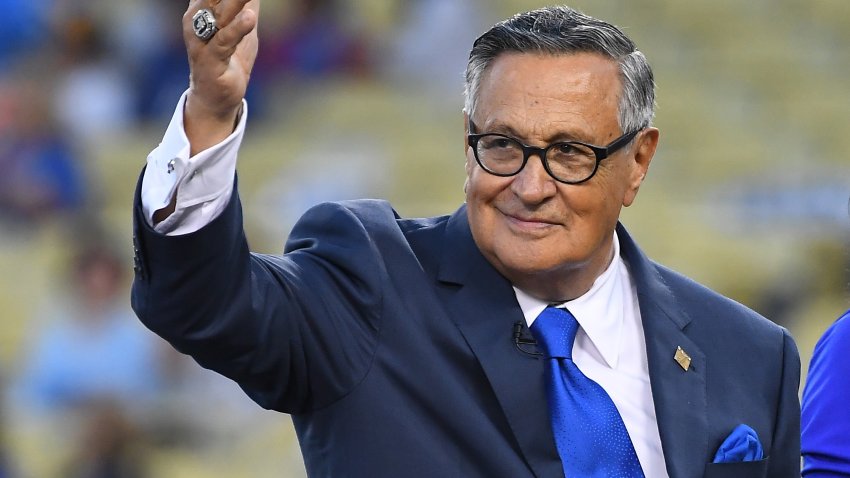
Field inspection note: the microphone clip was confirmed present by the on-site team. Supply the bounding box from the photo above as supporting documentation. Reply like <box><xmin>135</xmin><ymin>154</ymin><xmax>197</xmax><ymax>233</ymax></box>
<box><xmin>513</xmin><ymin>321</ymin><xmax>541</xmax><ymax>357</ymax></box>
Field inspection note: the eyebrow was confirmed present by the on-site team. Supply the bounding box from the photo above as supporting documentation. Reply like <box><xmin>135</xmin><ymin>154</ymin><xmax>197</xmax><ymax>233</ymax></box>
<box><xmin>469</xmin><ymin>119</ymin><xmax>590</xmax><ymax>144</ymax></box>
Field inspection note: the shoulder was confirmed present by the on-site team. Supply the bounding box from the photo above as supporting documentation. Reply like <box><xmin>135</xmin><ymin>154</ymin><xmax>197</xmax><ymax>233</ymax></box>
<box><xmin>809</xmin><ymin>310</ymin><xmax>850</xmax><ymax>368</ymax></box>
<box><xmin>655</xmin><ymin>262</ymin><xmax>771</xmax><ymax>327</ymax></box>
<box><xmin>285</xmin><ymin>199</ymin><xmax>452</xmax><ymax>258</ymax></box>
<box><xmin>284</xmin><ymin>199</ymin><xmax>400</xmax><ymax>252</ymax></box>
<box><xmin>619</xmin><ymin>223</ymin><xmax>790</xmax><ymax>348</ymax></box>
<box><xmin>291</xmin><ymin>199</ymin><xmax>399</xmax><ymax>231</ymax></box>
<box><xmin>646</xmin><ymin>260</ymin><xmax>798</xmax><ymax>372</ymax></box>
<box><xmin>292</xmin><ymin>199</ymin><xmax>448</xmax><ymax>235</ymax></box>
<box><xmin>651</xmin><ymin>262</ymin><xmax>802</xmax><ymax>432</ymax></box>
<box><xmin>814</xmin><ymin>309</ymin><xmax>850</xmax><ymax>349</ymax></box>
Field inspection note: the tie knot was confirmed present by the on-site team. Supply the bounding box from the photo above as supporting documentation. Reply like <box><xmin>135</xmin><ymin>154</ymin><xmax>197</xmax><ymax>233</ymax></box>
<box><xmin>530</xmin><ymin>306</ymin><xmax>579</xmax><ymax>359</ymax></box>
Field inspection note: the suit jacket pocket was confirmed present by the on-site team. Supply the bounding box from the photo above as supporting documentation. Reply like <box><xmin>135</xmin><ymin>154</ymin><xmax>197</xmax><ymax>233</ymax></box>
<box><xmin>703</xmin><ymin>458</ymin><xmax>768</xmax><ymax>478</ymax></box>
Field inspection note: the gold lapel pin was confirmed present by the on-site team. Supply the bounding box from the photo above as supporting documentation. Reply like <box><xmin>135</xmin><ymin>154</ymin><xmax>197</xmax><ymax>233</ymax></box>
<box><xmin>674</xmin><ymin>346</ymin><xmax>692</xmax><ymax>371</ymax></box>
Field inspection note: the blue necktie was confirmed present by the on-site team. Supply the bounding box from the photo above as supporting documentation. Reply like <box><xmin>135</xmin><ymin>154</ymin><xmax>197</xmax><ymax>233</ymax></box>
<box><xmin>530</xmin><ymin>306</ymin><xmax>645</xmax><ymax>478</ymax></box>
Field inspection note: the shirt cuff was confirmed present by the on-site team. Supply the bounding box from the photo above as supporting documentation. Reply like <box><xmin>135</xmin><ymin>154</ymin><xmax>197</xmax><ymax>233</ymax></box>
<box><xmin>140</xmin><ymin>90</ymin><xmax>248</xmax><ymax>235</ymax></box>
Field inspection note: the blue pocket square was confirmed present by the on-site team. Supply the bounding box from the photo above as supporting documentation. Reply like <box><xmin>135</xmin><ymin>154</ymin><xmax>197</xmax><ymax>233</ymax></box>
<box><xmin>713</xmin><ymin>424</ymin><xmax>764</xmax><ymax>463</ymax></box>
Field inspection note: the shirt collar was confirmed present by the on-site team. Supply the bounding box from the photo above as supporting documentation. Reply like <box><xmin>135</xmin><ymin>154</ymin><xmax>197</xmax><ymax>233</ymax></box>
<box><xmin>513</xmin><ymin>231</ymin><xmax>624</xmax><ymax>369</ymax></box>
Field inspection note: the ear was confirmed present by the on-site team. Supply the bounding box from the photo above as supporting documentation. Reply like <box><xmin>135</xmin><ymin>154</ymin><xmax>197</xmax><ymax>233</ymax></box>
<box><xmin>462</xmin><ymin>111</ymin><xmax>470</xmax><ymax>152</ymax></box>
<box><xmin>623</xmin><ymin>127</ymin><xmax>659</xmax><ymax>207</ymax></box>
<box><xmin>463</xmin><ymin>111</ymin><xmax>474</xmax><ymax>177</ymax></box>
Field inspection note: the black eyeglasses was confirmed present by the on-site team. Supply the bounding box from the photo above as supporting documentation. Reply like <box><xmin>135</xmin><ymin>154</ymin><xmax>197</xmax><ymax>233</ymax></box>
<box><xmin>467</xmin><ymin>122</ymin><xmax>640</xmax><ymax>184</ymax></box>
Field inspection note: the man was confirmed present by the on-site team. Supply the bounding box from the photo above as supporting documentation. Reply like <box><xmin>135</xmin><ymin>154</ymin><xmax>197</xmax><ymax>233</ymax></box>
<box><xmin>131</xmin><ymin>2</ymin><xmax>800</xmax><ymax>476</ymax></box>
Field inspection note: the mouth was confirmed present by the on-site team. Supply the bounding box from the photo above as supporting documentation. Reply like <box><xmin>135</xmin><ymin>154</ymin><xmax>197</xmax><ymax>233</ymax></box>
<box><xmin>500</xmin><ymin>210</ymin><xmax>560</xmax><ymax>232</ymax></box>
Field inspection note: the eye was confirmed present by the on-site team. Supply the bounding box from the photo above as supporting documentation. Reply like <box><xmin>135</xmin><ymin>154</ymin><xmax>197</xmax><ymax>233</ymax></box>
<box><xmin>555</xmin><ymin>143</ymin><xmax>578</xmax><ymax>155</ymax></box>
<box><xmin>551</xmin><ymin>142</ymin><xmax>595</xmax><ymax>160</ymax></box>
<box><xmin>480</xmin><ymin>136</ymin><xmax>518</xmax><ymax>150</ymax></box>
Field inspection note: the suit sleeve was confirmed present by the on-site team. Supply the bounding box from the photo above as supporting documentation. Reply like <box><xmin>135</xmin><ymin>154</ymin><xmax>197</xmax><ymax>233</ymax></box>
<box><xmin>768</xmin><ymin>328</ymin><xmax>801</xmax><ymax>477</ymax></box>
<box><xmin>131</xmin><ymin>173</ymin><xmax>386</xmax><ymax>414</ymax></box>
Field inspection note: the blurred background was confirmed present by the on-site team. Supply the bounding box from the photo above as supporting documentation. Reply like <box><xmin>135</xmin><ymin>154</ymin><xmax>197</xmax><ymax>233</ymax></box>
<box><xmin>1</xmin><ymin>0</ymin><xmax>848</xmax><ymax>476</ymax></box>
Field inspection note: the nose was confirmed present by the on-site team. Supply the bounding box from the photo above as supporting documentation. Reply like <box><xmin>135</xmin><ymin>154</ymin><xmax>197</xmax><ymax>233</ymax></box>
<box><xmin>510</xmin><ymin>152</ymin><xmax>557</xmax><ymax>204</ymax></box>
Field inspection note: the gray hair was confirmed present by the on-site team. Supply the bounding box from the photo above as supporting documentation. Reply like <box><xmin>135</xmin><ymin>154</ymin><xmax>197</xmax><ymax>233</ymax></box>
<box><xmin>463</xmin><ymin>6</ymin><xmax>655</xmax><ymax>133</ymax></box>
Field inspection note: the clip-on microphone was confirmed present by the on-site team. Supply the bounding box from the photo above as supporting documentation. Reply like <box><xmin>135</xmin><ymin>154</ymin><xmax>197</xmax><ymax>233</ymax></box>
<box><xmin>513</xmin><ymin>321</ymin><xmax>541</xmax><ymax>356</ymax></box>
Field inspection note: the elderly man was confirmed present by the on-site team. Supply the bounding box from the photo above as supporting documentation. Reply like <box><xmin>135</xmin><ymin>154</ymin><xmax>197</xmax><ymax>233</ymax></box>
<box><xmin>131</xmin><ymin>2</ymin><xmax>800</xmax><ymax>477</ymax></box>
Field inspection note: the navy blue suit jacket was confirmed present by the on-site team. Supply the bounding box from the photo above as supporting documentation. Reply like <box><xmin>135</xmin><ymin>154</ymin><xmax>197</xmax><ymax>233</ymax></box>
<box><xmin>131</xmin><ymin>181</ymin><xmax>799</xmax><ymax>478</ymax></box>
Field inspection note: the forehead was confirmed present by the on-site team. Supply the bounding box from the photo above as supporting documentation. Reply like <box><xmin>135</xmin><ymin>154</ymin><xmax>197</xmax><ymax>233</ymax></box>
<box><xmin>475</xmin><ymin>52</ymin><xmax>622</xmax><ymax>140</ymax></box>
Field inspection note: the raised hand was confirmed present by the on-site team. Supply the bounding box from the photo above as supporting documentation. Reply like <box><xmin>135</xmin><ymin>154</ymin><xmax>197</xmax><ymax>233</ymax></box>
<box><xmin>182</xmin><ymin>0</ymin><xmax>260</xmax><ymax>155</ymax></box>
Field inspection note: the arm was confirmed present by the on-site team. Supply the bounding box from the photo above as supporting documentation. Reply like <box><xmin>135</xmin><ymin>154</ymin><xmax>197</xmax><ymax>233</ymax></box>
<box><xmin>132</xmin><ymin>184</ymin><xmax>386</xmax><ymax>413</ymax></box>
<box><xmin>132</xmin><ymin>0</ymin><xmax>383</xmax><ymax>412</ymax></box>
<box><xmin>802</xmin><ymin>312</ymin><xmax>850</xmax><ymax>477</ymax></box>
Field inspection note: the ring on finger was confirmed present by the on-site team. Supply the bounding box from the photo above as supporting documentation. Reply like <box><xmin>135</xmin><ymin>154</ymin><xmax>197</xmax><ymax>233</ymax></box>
<box><xmin>192</xmin><ymin>8</ymin><xmax>219</xmax><ymax>42</ymax></box>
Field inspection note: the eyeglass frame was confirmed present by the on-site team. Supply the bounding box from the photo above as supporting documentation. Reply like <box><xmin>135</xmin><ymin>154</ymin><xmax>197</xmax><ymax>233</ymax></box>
<box><xmin>466</xmin><ymin>121</ymin><xmax>642</xmax><ymax>185</ymax></box>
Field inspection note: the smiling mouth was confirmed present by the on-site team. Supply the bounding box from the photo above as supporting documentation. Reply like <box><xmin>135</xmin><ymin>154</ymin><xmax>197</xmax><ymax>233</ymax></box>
<box><xmin>501</xmin><ymin>211</ymin><xmax>560</xmax><ymax>232</ymax></box>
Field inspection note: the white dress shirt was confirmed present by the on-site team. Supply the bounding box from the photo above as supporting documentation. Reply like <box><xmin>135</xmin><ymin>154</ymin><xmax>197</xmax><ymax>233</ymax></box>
<box><xmin>513</xmin><ymin>235</ymin><xmax>669</xmax><ymax>477</ymax></box>
<box><xmin>142</xmin><ymin>94</ymin><xmax>669</xmax><ymax>475</ymax></box>
<box><xmin>141</xmin><ymin>90</ymin><xmax>247</xmax><ymax>234</ymax></box>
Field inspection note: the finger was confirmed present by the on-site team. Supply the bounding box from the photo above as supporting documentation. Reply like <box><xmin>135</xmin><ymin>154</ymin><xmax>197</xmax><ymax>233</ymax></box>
<box><xmin>184</xmin><ymin>0</ymin><xmax>209</xmax><ymax>24</ymax></box>
<box><xmin>183</xmin><ymin>0</ymin><xmax>258</xmax><ymax>48</ymax></box>
<box><xmin>210</xmin><ymin>0</ymin><xmax>252</xmax><ymax>30</ymax></box>
<box><xmin>183</xmin><ymin>0</ymin><xmax>213</xmax><ymax>47</ymax></box>
<box><xmin>208</xmin><ymin>8</ymin><xmax>258</xmax><ymax>61</ymax></box>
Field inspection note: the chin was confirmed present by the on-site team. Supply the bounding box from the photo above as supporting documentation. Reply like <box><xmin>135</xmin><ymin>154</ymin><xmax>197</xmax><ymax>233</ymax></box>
<box><xmin>491</xmin><ymin>247</ymin><xmax>578</xmax><ymax>278</ymax></box>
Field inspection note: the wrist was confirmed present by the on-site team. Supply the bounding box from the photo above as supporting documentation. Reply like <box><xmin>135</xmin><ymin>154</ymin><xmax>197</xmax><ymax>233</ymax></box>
<box><xmin>184</xmin><ymin>93</ymin><xmax>242</xmax><ymax>156</ymax></box>
<box><xmin>185</xmin><ymin>91</ymin><xmax>241</xmax><ymax>125</ymax></box>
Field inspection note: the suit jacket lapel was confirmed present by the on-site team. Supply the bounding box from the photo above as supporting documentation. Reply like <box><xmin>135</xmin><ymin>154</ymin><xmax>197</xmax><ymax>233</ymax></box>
<box><xmin>618</xmin><ymin>224</ymin><xmax>708</xmax><ymax>478</ymax></box>
<box><xmin>435</xmin><ymin>206</ymin><xmax>563</xmax><ymax>478</ymax></box>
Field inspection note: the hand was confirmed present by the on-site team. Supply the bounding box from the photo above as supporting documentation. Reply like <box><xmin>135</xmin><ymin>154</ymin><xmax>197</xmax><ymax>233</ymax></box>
<box><xmin>183</xmin><ymin>0</ymin><xmax>260</xmax><ymax>155</ymax></box>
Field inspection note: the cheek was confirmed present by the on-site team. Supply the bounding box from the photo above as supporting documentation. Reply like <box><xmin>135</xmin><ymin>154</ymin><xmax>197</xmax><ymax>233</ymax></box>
<box><xmin>568</xmin><ymin>175</ymin><xmax>628</xmax><ymax>235</ymax></box>
<box><xmin>465</xmin><ymin>170</ymin><xmax>486</xmax><ymax>215</ymax></box>
<box><xmin>555</xmin><ymin>174</ymin><xmax>623</xmax><ymax>234</ymax></box>
<box><xmin>466</xmin><ymin>164</ymin><xmax>505</xmax><ymax>203</ymax></box>
<box><xmin>465</xmin><ymin>171</ymin><xmax>514</xmax><ymax>241</ymax></box>
<box><xmin>586</xmin><ymin>164</ymin><xmax>629</xmax><ymax>206</ymax></box>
